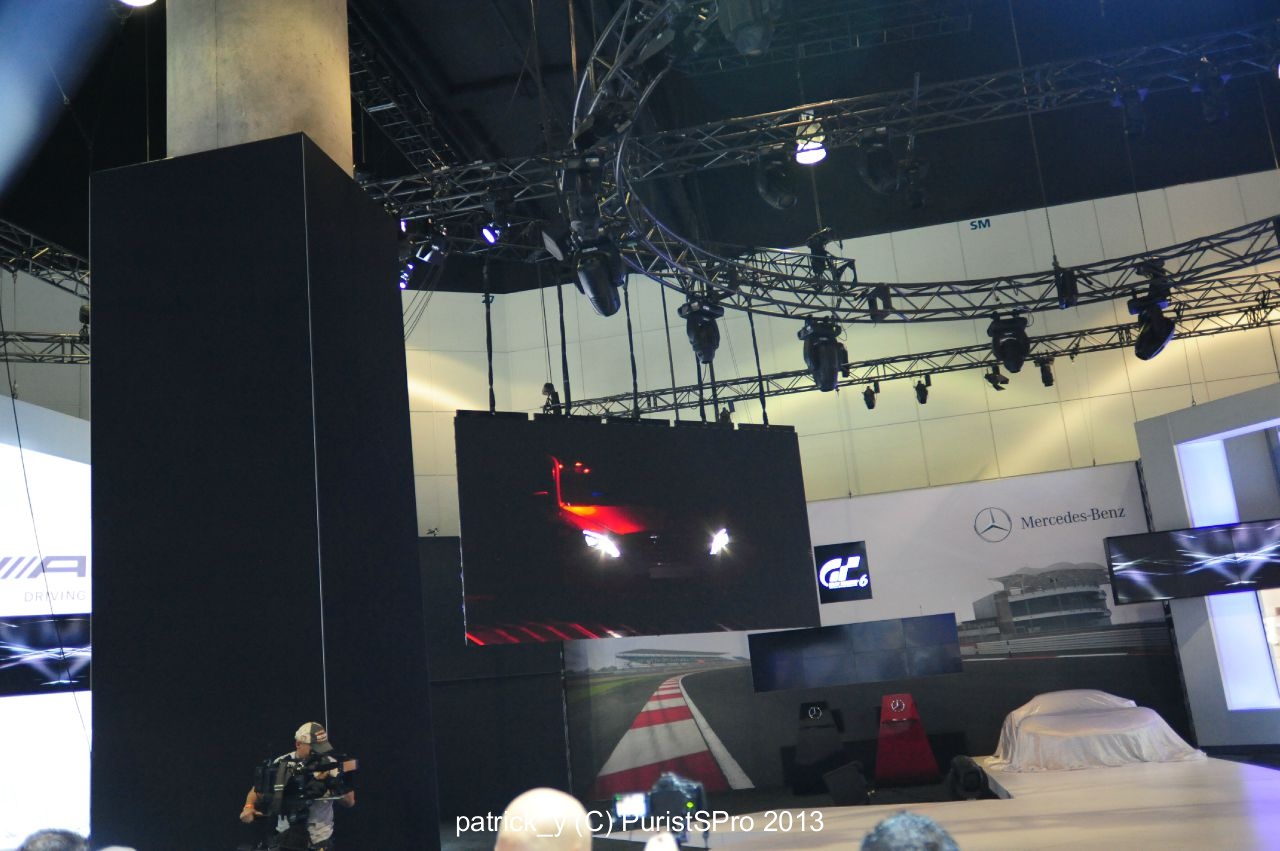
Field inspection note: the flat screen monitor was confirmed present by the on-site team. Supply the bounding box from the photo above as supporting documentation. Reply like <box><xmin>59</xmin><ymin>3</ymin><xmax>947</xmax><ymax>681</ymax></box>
<box><xmin>1105</xmin><ymin>518</ymin><xmax>1280</xmax><ymax>603</ymax></box>
<box><xmin>748</xmin><ymin>613</ymin><xmax>962</xmax><ymax>693</ymax></box>
<box><xmin>455</xmin><ymin>413</ymin><xmax>820</xmax><ymax>643</ymax></box>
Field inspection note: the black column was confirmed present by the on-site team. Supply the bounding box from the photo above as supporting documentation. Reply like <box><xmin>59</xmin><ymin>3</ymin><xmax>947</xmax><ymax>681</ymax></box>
<box><xmin>89</xmin><ymin>134</ymin><xmax>438</xmax><ymax>850</ymax></box>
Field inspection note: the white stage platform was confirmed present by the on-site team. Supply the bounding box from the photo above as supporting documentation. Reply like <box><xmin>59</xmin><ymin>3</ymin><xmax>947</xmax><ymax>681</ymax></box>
<box><xmin>660</xmin><ymin>757</ymin><xmax>1280</xmax><ymax>849</ymax></box>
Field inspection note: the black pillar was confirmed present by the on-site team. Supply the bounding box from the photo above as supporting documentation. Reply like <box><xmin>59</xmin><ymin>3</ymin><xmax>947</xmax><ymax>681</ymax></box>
<box><xmin>89</xmin><ymin>134</ymin><xmax>438</xmax><ymax>850</ymax></box>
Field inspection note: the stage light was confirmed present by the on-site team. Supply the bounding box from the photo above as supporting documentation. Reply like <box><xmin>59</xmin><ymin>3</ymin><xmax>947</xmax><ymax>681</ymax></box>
<box><xmin>1038</xmin><ymin>358</ymin><xmax>1055</xmax><ymax>387</ymax></box>
<box><xmin>583</xmin><ymin>530</ymin><xmax>620</xmax><ymax>558</ymax></box>
<box><xmin>863</xmin><ymin>385</ymin><xmax>877</xmax><ymax>410</ymax></box>
<box><xmin>855</xmin><ymin>132</ymin><xmax>899</xmax><ymax>194</ymax></box>
<box><xmin>679</xmin><ymin>297</ymin><xmax>725</xmax><ymax>364</ymax></box>
<box><xmin>900</xmin><ymin>157</ymin><xmax>928</xmax><ymax>209</ymax></box>
<box><xmin>798</xmin><ymin>318</ymin><xmax>846</xmax><ymax>392</ymax></box>
<box><xmin>915</xmin><ymin>375</ymin><xmax>931</xmax><ymax>404</ymax></box>
<box><xmin>1054</xmin><ymin>265</ymin><xmax>1078</xmax><ymax>309</ymax></box>
<box><xmin>709</xmin><ymin>528</ymin><xmax>730</xmax><ymax>555</ymax></box>
<box><xmin>1129</xmin><ymin>263</ymin><xmax>1175</xmax><ymax>360</ymax></box>
<box><xmin>117</xmin><ymin>0</ymin><xmax>157</xmax><ymax>6</ymax></box>
<box><xmin>754</xmin><ymin>153</ymin><xmax>797</xmax><ymax>211</ymax></box>
<box><xmin>78</xmin><ymin>303</ymin><xmax>90</xmax><ymax>343</ymax></box>
<box><xmin>1193</xmin><ymin>58</ymin><xmax>1229</xmax><ymax>123</ymax></box>
<box><xmin>481</xmin><ymin>223</ymin><xmax>502</xmax><ymax>244</ymax></box>
<box><xmin>987</xmin><ymin>314</ymin><xmax>1030</xmax><ymax>373</ymax></box>
<box><xmin>795</xmin><ymin>111</ymin><xmax>827</xmax><ymax>165</ymax></box>
<box><xmin>1113</xmin><ymin>84</ymin><xmax>1147</xmax><ymax>136</ymax></box>
<box><xmin>1130</xmin><ymin>299</ymin><xmax>1176</xmax><ymax>360</ymax></box>
<box><xmin>867</xmin><ymin>285</ymin><xmax>893</xmax><ymax>321</ymax></box>
<box><xmin>806</xmin><ymin>227</ymin><xmax>836</xmax><ymax>279</ymax></box>
<box><xmin>718</xmin><ymin>0</ymin><xmax>782</xmax><ymax>57</ymax></box>
<box><xmin>984</xmin><ymin>365</ymin><xmax>1009</xmax><ymax>391</ymax></box>
<box><xmin>575</xmin><ymin>238</ymin><xmax>624</xmax><ymax>317</ymax></box>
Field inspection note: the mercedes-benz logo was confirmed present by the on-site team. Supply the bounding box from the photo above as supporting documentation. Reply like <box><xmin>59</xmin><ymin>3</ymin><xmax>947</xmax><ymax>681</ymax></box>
<box><xmin>807</xmin><ymin>705</ymin><xmax>823</xmax><ymax>720</ymax></box>
<box><xmin>974</xmin><ymin>507</ymin><xmax>1012</xmax><ymax>543</ymax></box>
<box><xmin>890</xmin><ymin>698</ymin><xmax>906</xmax><ymax>713</ymax></box>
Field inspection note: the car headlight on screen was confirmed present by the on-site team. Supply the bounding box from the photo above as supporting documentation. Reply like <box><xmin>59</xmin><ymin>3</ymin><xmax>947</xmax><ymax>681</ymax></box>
<box><xmin>583</xmin><ymin>530</ymin><xmax>621</xmax><ymax>558</ymax></box>
<box><xmin>709</xmin><ymin>528</ymin><xmax>729</xmax><ymax>555</ymax></box>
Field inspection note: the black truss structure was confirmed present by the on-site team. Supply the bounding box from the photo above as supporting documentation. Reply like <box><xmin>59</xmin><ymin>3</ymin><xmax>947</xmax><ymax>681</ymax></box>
<box><xmin>566</xmin><ymin>270</ymin><xmax>1280</xmax><ymax>416</ymax></box>
<box><xmin>0</xmin><ymin>219</ymin><xmax>91</xmax><ymax>299</ymax></box>
<box><xmin>0</xmin><ymin>332</ymin><xmax>89</xmax><ymax>365</ymax></box>
<box><xmin>679</xmin><ymin>0</ymin><xmax>972</xmax><ymax>77</ymax></box>
<box><xmin>621</xmin><ymin>214</ymin><xmax>1280</xmax><ymax>322</ymax></box>
<box><xmin>348</xmin><ymin>4</ymin><xmax>461</xmax><ymax>175</ymax></box>
<box><xmin>366</xmin><ymin>18</ymin><xmax>1278</xmax><ymax>224</ymax></box>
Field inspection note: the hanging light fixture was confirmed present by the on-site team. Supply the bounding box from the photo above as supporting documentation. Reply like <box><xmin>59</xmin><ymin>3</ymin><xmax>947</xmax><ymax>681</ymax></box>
<box><xmin>794</xmin><ymin>110</ymin><xmax>827</xmax><ymax>166</ymax></box>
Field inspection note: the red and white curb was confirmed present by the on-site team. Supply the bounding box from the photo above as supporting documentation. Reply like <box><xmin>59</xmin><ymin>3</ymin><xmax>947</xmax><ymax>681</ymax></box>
<box><xmin>590</xmin><ymin>674</ymin><xmax>753</xmax><ymax>798</ymax></box>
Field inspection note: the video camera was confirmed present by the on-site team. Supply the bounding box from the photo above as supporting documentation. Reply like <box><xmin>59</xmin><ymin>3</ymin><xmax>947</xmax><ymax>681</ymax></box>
<box><xmin>251</xmin><ymin>752</ymin><xmax>358</xmax><ymax>821</ymax></box>
<box><xmin>612</xmin><ymin>772</ymin><xmax>706</xmax><ymax>846</ymax></box>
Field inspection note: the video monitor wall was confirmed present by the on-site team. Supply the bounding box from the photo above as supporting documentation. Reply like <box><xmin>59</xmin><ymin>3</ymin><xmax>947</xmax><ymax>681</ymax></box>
<box><xmin>1105</xmin><ymin>519</ymin><xmax>1280</xmax><ymax>604</ymax></box>
<box><xmin>748</xmin><ymin>613</ymin><xmax>963</xmax><ymax>692</ymax></box>
<box><xmin>455</xmin><ymin>413</ymin><xmax>819</xmax><ymax>643</ymax></box>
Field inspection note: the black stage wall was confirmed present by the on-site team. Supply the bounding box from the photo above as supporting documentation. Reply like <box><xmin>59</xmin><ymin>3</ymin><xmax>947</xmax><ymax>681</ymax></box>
<box><xmin>90</xmin><ymin>134</ymin><xmax>439</xmax><ymax>850</ymax></box>
<box><xmin>420</xmin><ymin>537</ymin><xmax>570</xmax><ymax>820</ymax></box>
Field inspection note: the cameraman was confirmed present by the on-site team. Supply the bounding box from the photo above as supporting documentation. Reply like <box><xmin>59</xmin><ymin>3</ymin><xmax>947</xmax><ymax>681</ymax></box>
<box><xmin>240</xmin><ymin>722</ymin><xmax>355</xmax><ymax>851</ymax></box>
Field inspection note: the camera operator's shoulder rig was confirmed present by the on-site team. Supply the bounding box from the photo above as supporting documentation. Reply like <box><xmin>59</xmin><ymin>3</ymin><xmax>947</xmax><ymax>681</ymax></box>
<box><xmin>252</xmin><ymin>752</ymin><xmax>358</xmax><ymax>820</ymax></box>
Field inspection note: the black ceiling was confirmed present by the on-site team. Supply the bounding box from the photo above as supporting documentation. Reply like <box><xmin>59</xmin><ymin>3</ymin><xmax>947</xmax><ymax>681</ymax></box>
<box><xmin>4</xmin><ymin>0</ymin><xmax>1280</xmax><ymax>296</ymax></box>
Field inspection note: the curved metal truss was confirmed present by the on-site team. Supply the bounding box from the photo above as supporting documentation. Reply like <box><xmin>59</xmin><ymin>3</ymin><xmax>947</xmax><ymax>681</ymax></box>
<box><xmin>621</xmin><ymin>213</ymin><xmax>1280</xmax><ymax>322</ymax></box>
<box><xmin>567</xmin><ymin>270</ymin><xmax>1280</xmax><ymax>417</ymax></box>
<box><xmin>365</xmin><ymin>16</ymin><xmax>1278</xmax><ymax>221</ymax></box>
<box><xmin>0</xmin><ymin>220</ymin><xmax>91</xmax><ymax>299</ymax></box>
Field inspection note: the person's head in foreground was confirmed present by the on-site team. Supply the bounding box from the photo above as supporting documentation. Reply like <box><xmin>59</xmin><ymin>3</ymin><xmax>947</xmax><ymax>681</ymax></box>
<box><xmin>494</xmin><ymin>788</ymin><xmax>592</xmax><ymax>851</ymax></box>
<box><xmin>861</xmin><ymin>811</ymin><xmax>960</xmax><ymax>851</ymax></box>
<box><xmin>18</xmin><ymin>830</ymin><xmax>86</xmax><ymax>851</ymax></box>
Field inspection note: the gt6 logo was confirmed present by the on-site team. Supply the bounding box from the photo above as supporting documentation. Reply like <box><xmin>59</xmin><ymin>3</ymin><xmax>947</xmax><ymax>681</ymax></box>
<box><xmin>819</xmin><ymin>556</ymin><xmax>868</xmax><ymax>590</ymax></box>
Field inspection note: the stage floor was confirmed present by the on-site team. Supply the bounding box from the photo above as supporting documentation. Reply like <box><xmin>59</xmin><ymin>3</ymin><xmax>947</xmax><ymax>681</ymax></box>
<box><xmin>646</xmin><ymin>757</ymin><xmax>1280</xmax><ymax>849</ymax></box>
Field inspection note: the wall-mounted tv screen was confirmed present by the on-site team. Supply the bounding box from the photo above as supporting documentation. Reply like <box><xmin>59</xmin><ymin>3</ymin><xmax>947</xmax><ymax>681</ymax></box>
<box><xmin>748</xmin><ymin>613</ymin><xmax>962</xmax><ymax>693</ymax></box>
<box><xmin>455</xmin><ymin>413</ymin><xmax>819</xmax><ymax>644</ymax></box>
<box><xmin>1105</xmin><ymin>518</ymin><xmax>1280</xmax><ymax>604</ymax></box>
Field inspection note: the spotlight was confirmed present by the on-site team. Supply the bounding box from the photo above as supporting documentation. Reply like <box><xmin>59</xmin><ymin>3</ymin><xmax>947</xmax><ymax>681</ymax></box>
<box><xmin>481</xmin><ymin>196</ymin><xmax>510</xmax><ymax>246</ymax></box>
<box><xmin>867</xmin><ymin>285</ymin><xmax>893</xmax><ymax>321</ymax></box>
<box><xmin>984</xmin><ymin>364</ymin><xmax>1009</xmax><ymax>391</ymax></box>
<box><xmin>1054</xmin><ymin>265</ymin><xmax>1078</xmax><ymax>309</ymax></box>
<box><xmin>718</xmin><ymin>0</ymin><xmax>782</xmax><ymax>57</ymax></box>
<box><xmin>78</xmin><ymin>303</ymin><xmax>90</xmax><ymax>343</ymax></box>
<box><xmin>1037</xmin><ymin>358</ymin><xmax>1055</xmax><ymax>387</ymax></box>
<box><xmin>900</xmin><ymin>157</ymin><xmax>928</xmax><ymax>209</ymax></box>
<box><xmin>1112</xmin><ymin>83</ymin><xmax>1147</xmax><ymax>137</ymax></box>
<box><xmin>117</xmin><ymin>0</ymin><xmax>157</xmax><ymax>6</ymax></box>
<box><xmin>754</xmin><ymin>154</ymin><xmax>797</xmax><ymax>211</ymax></box>
<box><xmin>798</xmin><ymin>318</ymin><xmax>846</xmax><ymax>392</ymax></box>
<box><xmin>915</xmin><ymin>375</ymin><xmax>931</xmax><ymax>404</ymax></box>
<box><xmin>678</xmin><ymin>297</ymin><xmax>726</xmax><ymax>365</ymax></box>
<box><xmin>481</xmin><ymin>223</ymin><xmax>503</xmax><ymax>245</ymax></box>
<box><xmin>806</xmin><ymin>227</ymin><xmax>835</xmax><ymax>280</ymax></box>
<box><xmin>1127</xmin><ymin>285</ymin><xmax>1175</xmax><ymax>361</ymax></box>
<box><xmin>855</xmin><ymin>132</ymin><xmax>899</xmax><ymax>195</ymax></box>
<box><xmin>1193</xmin><ymin>58</ymin><xmax>1229</xmax><ymax>123</ymax></box>
<box><xmin>571</xmin><ymin>100</ymin><xmax>635</xmax><ymax>148</ymax></box>
<box><xmin>863</xmin><ymin>385</ymin><xmax>879</xmax><ymax>410</ymax></box>
<box><xmin>795</xmin><ymin>111</ymin><xmax>827</xmax><ymax>166</ymax></box>
<box><xmin>575</xmin><ymin>238</ymin><xmax>624</xmax><ymax>317</ymax></box>
<box><xmin>987</xmin><ymin>314</ymin><xmax>1030</xmax><ymax>373</ymax></box>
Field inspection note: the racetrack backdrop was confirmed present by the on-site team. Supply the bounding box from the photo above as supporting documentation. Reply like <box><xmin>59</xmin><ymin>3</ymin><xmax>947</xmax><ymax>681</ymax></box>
<box><xmin>565</xmin><ymin>463</ymin><xmax>1190</xmax><ymax>802</ymax></box>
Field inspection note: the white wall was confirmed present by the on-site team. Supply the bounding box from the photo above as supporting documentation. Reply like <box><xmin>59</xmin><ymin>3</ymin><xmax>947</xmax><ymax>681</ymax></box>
<box><xmin>1135</xmin><ymin>382</ymin><xmax>1280</xmax><ymax>747</ymax></box>
<box><xmin>405</xmin><ymin>169</ymin><xmax>1280</xmax><ymax>537</ymax></box>
<box><xmin>0</xmin><ymin>268</ymin><xmax>90</xmax><ymax>420</ymax></box>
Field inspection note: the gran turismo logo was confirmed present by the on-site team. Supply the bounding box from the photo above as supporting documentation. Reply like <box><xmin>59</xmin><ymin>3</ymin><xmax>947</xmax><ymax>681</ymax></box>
<box><xmin>974</xmin><ymin>507</ymin><xmax>1012</xmax><ymax>543</ymax></box>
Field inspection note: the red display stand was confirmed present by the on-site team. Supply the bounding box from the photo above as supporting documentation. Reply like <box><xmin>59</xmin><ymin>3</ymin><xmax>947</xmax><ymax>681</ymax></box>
<box><xmin>874</xmin><ymin>693</ymin><xmax>940</xmax><ymax>784</ymax></box>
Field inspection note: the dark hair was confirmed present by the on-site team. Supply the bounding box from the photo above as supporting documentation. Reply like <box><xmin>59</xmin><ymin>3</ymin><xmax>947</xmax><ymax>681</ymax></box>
<box><xmin>861</xmin><ymin>811</ymin><xmax>959</xmax><ymax>851</ymax></box>
<box><xmin>18</xmin><ymin>830</ymin><xmax>88</xmax><ymax>851</ymax></box>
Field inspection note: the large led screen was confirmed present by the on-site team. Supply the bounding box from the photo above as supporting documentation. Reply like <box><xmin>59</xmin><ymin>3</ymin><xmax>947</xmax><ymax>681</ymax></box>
<box><xmin>1105</xmin><ymin>518</ymin><xmax>1280</xmax><ymax>604</ymax></box>
<box><xmin>748</xmin><ymin>613</ymin><xmax>962</xmax><ymax>692</ymax></box>
<box><xmin>455</xmin><ymin>413</ymin><xmax>819</xmax><ymax>643</ymax></box>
